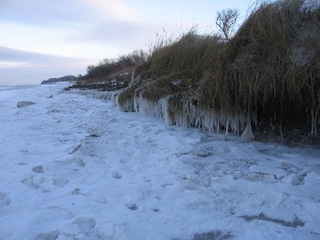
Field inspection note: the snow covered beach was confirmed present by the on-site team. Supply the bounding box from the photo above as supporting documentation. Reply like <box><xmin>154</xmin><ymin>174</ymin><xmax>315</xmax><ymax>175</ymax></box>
<box><xmin>0</xmin><ymin>83</ymin><xmax>319</xmax><ymax>240</ymax></box>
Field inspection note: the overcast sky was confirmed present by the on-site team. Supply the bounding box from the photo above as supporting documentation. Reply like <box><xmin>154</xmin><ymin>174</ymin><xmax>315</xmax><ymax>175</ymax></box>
<box><xmin>0</xmin><ymin>0</ymin><xmax>255</xmax><ymax>85</ymax></box>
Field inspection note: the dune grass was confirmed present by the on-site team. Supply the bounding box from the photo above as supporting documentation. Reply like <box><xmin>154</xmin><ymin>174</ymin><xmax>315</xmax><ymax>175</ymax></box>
<box><xmin>118</xmin><ymin>31</ymin><xmax>224</xmax><ymax>106</ymax></box>
<box><xmin>196</xmin><ymin>0</ymin><xmax>319</xmax><ymax>139</ymax></box>
<box><xmin>101</xmin><ymin>0</ymin><xmax>320</xmax><ymax>141</ymax></box>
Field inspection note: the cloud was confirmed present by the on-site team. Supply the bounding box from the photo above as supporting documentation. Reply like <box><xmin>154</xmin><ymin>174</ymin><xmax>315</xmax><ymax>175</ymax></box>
<box><xmin>67</xmin><ymin>21</ymin><xmax>152</xmax><ymax>51</ymax></box>
<box><xmin>0</xmin><ymin>46</ymin><xmax>40</xmax><ymax>62</ymax></box>
<box><xmin>0</xmin><ymin>0</ymin><xmax>152</xmax><ymax>59</ymax></box>
<box><xmin>0</xmin><ymin>46</ymin><xmax>82</xmax><ymax>67</ymax></box>
<box><xmin>80</xmin><ymin>0</ymin><xmax>142</xmax><ymax>22</ymax></box>
<box><xmin>0</xmin><ymin>46</ymin><xmax>88</xmax><ymax>85</ymax></box>
<box><xmin>0</xmin><ymin>61</ymin><xmax>28</xmax><ymax>69</ymax></box>
<box><xmin>0</xmin><ymin>0</ymin><xmax>143</xmax><ymax>27</ymax></box>
<box><xmin>0</xmin><ymin>0</ymin><xmax>89</xmax><ymax>27</ymax></box>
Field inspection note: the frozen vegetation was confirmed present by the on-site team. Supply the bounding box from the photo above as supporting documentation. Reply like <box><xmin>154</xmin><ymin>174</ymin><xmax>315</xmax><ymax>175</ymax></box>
<box><xmin>111</xmin><ymin>0</ymin><xmax>320</xmax><ymax>143</ymax></box>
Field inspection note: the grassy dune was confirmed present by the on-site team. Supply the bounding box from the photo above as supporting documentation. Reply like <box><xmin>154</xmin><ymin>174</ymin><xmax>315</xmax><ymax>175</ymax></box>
<box><xmin>78</xmin><ymin>0</ymin><xmax>320</xmax><ymax>144</ymax></box>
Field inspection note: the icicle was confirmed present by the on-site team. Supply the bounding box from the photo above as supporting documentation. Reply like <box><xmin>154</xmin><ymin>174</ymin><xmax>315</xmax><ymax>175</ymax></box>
<box><xmin>216</xmin><ymin>114</ymin><xmax>220</xmax><ymax>134</ymax></box>
<box><xmin>134</xmin><ymin>94</ymin><xmax>139</xmax><ymax>112</ymax></box>
<box><xmin>225</xmin><ymin>118</ymin><xmax>229</xmax><ymax>138</ymax></box>
<box><xmin>159</xmin><ymin>97</ymin><xmax>173</xmax><ymax>125</ymax></box>
<box><xmin>134</xmin><ymin>94</ymin><xmax>164</xmax><ymax>118</ymax></box>
<box><xmin>117</xmin><ymin>97</ymin><xmax>135</xmax><ymax>112</ymax></box>
<box><xmin>111</xmin><ymin>92</ymin><xmax>119</xmax><ymax>107</ymax></box>
<box><xmin>241</xmin><ymin>122</ymin><xmax>254</xmax><ymax>141</ymax></box>
<box><xmin>117</xmin><ymin>89</ymin><xmax>254</xmax><ymax>139</ymax></box>
<box><xmin>241</xmin><ymin>113</ymin><xmax>254</xmax><ymax>141</ymax></box>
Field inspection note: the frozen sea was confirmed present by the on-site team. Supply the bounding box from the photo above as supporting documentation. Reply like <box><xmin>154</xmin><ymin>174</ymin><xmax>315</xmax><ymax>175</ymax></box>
<box><xmin>0</xmin><ymin>83</ymin><xmax>319</xmax><ymax>240</ymax></box>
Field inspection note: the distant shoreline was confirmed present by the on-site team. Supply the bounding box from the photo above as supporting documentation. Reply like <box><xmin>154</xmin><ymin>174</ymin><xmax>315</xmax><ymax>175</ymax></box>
<box><xmin>0</xmin><ymin>84</ymin><xmax>38</xmax><ymax>92</ymax></box>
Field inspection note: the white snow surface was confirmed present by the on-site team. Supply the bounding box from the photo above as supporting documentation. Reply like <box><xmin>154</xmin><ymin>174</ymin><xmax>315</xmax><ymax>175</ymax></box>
<box><xmin>0</xmin><ymin>83</ymin><xmax>320</xmax><ymax>240</ymax></box>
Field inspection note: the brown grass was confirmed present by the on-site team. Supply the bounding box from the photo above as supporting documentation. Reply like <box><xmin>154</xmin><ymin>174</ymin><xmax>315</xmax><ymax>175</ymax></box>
<box><xmin>115</xmin><ymin>0</ymin><xmax>320</xmax><ymax>139</ymax></box>
<box><xmin>118</xmin><ymin>32</ymin><xmax>224</xmax><ymax>106</ymax></box>
<box><xmin>200</xmin><ymin>0</ymin><xmax>320</xmax><ymax>136</ymax></box>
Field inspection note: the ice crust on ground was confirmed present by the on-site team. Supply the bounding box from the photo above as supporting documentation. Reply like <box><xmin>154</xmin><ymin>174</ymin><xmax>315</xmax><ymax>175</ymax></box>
<box><xmin>0</xmin><ymin>83</ymin><xmax>319</xmax><ymax>240</ymax></box>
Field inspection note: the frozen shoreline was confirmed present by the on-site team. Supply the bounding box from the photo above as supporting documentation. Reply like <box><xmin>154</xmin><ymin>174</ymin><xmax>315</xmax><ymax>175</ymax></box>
<box><xmin>0</xmin><ymin>84</ymin><xmax>319</xmax><ymax>239</ymax></box>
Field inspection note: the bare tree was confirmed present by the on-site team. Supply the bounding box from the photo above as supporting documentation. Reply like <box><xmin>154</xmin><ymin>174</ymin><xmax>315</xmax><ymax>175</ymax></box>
<box><xmin>216</xmin><ymin>9</ymin><xmax>240</xmax><ymax>40</ymax></box>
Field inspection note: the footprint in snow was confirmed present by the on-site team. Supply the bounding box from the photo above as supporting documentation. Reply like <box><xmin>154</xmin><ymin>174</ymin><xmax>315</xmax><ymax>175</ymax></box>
<box><xmin>52</xmin><ymin>178</ymin><xmax>69</xmax><ymax>188</ymax></box>
<box><xmin>96</xmin><ymin>219</ymin><xmax>130</xmax><ymax>239</ymax></box>
<box><xmin>35</xmin><ymin>230</ymin><xmax>60</xmax><ymax>240</ymax></box>
<box><xmin>153</xmin><ymin>208</ymin><xmax>160</xmax><ymax>212</ymax></box>
<box><xmin>74</xmin><ymin>157</ymin><xmax>86</xmax><ymax>167</ymax></box>
<box><xmin>72</xmin><ymin>188</ymin><xmax>84</xmax><ymax>195</ymax></box>
<box><xmin>32</xmin><ymin>165</ymin><xmax>44</xmax><ymax>173</ymax></box>
<box><xmin>127</xmin><ymin>203</ymin><xmax>138</xmax><ymax>210</ymax></box>
<box><xmin>60</xmin><ymin>216</ymin><xmax>96</xmax><ymax>238</ymax></box>
<box><xmin>47</xmin><ymin>206</ymin><xmax>74</xmax><ymax>219</ymax></box>
<box><xmin>0</xmin><ymin>192</ymin><xmax>11</xmax><ymax>207</ymax></box>
<box><xmin>21</xmin><ymin>176</ymin><xmax>40</xmax><ymax>189</ymax></box>
<box><xmin>21</xmin><ymin>176</ymin><xmax>58</xmax><ymax>192</ymax></box>
<box><xmin>112</xmin><ymin>170</ymin><xmax>123</xmax><ymax>179</ymax></box>
<box><xmin>53</xmin><ymin>157</ymin><xmax>86</xmax><ymax>167</ymax></box>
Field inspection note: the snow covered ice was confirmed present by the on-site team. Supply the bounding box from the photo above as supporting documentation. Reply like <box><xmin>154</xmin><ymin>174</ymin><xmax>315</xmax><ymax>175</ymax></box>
<box><xmin>0</xmin><ymin>83</ymin><xmax>320</xmax><ymax>240</ymax></box>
